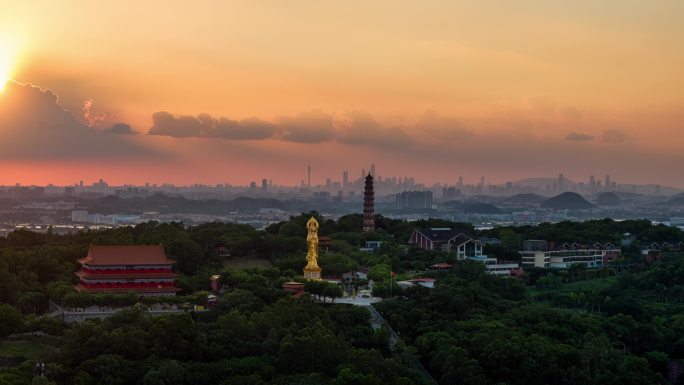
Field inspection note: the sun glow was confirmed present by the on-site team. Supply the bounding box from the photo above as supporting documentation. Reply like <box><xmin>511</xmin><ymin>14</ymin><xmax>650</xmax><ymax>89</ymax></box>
<box><xmin>0</xmin><ymin>36</ymin><xmax>19</xmax><ymax>92</ymax></box>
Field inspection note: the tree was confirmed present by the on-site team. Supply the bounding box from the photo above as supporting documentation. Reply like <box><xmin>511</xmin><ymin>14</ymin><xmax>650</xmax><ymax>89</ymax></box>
<box><xmin>0</xmin><ymin>304</ymin><xmax>22</xmax><ymax>337</ymax></box>
<box><xmin>368</xmin><ymin>264</ymin><xmax>391</xmax><ymax>283</ymax></box>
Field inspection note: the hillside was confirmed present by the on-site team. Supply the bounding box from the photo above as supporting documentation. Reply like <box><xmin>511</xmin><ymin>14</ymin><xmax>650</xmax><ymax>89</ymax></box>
<box><xmin>541</xmin><ymin>192</ymin><xmax>594</xmax><ymax>210</ymax></box>
<box><xmin>596</xmin><ymin>192</ymin><xmax>621</xmax><ymax>206</ymax></box>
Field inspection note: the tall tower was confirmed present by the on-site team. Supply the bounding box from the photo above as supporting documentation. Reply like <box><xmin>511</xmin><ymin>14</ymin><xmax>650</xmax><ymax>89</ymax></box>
<box><xmin>342</xmin><ymin>171</ymin><xmax>349</xmax><ymax>188</ymax></box>
<box><xmin>307</xmin><ymin>164</ymin><xmax>311</xmax><ymax>187</ymax></box>
<box><xmin>363</xmin><ymin>173</ymin><xmax>375</xmax><ymax>233</ymax></box>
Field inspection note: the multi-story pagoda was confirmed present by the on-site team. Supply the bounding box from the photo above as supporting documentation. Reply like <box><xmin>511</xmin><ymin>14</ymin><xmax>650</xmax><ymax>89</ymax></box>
<box><xmin>75</xmin><ymin>245</ymin><xmax>180</xmax><ymax>296</ymax></box>
<box><xmin>363</xmin><ymin>173</ymin><xmax>375</xmax><ymax>233</ymax></box>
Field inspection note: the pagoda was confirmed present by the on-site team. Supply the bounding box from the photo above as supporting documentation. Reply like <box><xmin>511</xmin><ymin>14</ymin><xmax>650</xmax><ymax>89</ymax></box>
<box><xmin>75</xmin><ymin>245</ymin><xmax>180</xmax><ymax>296</ymax></box>
<box><xmin>363</xmin><ymin>173</ymin><xmax>375</xmax><ymax>232</ymax></box>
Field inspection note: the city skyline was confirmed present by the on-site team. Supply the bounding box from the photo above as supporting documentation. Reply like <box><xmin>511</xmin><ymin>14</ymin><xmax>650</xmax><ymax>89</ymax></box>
<box><xmin>2</xmin><ymin>167</ymin><xmax>679</xmax><ymax>198</ymax></box>
<box><xmin>1</xmin><ymin>2</ymin><xmax>683</xmax><ymax>187</ymax></box>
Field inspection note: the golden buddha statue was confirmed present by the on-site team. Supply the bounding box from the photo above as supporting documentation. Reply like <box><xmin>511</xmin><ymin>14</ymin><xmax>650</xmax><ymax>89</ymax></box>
<box><xmin>303</xmin><ymin>216</ymin><xmax>322</xmax><ymax>280</ymax></box>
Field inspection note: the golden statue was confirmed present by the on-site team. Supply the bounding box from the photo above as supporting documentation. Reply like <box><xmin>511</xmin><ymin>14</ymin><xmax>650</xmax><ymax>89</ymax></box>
<box><xmin>303</xmin><ymin>216</ymin><xmax>322</xmax><ymax>280</ymax></box>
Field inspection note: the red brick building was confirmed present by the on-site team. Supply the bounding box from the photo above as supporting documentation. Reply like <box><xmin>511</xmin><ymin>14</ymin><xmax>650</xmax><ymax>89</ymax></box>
<box><xmin>75</xmin><ymin>245</ymin><xmax>180</xmax><ymax>296</ymax></box>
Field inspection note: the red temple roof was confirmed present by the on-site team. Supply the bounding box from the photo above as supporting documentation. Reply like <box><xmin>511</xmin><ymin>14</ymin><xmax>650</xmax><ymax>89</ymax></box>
<box><xmin>74</xmin><ymin>284</ymin><xmax>181</xmax><ymax>294</ymax></box>
<box><xmin>79</xmin><ymin>245</ymin><xmax>176</xmax><ymax>266</ymax></box>
<box><xmin>75</xmin><ymin>271</ymin><xmax>177</xmax><ymax>280</ymax></box>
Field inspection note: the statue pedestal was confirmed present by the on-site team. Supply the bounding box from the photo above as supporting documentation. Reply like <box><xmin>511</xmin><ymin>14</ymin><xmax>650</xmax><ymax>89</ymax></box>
<box><xmin>303</xmin><ymin>267</ymin><xmax>322</xmax><ymax>281</ymax></box>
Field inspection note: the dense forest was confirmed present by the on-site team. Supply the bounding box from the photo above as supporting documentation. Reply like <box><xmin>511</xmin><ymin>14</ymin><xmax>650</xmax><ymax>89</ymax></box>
<box><xmin>0</xmin><ymin>215</ymin><xmax>683</xmax><ymax>384</ymax></box>
<box><xmin>377</xmin><ymin>255</ymin><xmax>684</xmax><ymax>385</ymax></box>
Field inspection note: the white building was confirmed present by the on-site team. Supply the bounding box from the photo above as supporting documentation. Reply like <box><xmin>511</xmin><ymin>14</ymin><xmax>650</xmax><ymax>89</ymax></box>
<box><xmin>468</xmin><ymin>255</ymin><xmax>520</xmax><ymax>276</ymax></box>
<box><xmin>520</xmin><ymin>248</ymin><xmax>620</xmax><ymax>269</ymax></box>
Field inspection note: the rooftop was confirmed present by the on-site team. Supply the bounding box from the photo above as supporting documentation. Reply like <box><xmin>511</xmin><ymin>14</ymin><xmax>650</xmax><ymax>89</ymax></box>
<box><xmin>79</xmin><ymin>245</ymin><xmax>176</xmax><ymax>266</ymax></box>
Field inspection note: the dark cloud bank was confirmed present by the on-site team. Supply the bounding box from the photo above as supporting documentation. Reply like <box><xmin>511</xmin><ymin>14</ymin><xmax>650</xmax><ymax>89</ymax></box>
<box><xmin>147</xmin><ymin>109</ymin><xmax>415</xmax><ymax>149</ymax></box>
<box><xmin>0</xmin><ymin>81</ymin><xmax>158</xmax><ymax>160</ymax></box>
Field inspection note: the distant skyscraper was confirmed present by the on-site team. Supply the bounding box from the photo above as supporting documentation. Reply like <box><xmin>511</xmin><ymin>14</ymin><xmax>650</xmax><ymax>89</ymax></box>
<box><xmin>307</xmin><ymin>164</ymin><xmax>311</xmax><ymax>187</ymax></box>
<box><xmin>458</xmin><ymin>176</ymin><xmax>463</xmax><ymax>186</ymax></box>
<box><xmin>590</xmin><ymin>175</ymin><xmax>596</xmax><ymax>192</ymax></box>
<box><xmin>370</xmin><ymin>163</ymin><xmax>376</xmax><ymax>178</ymax></box>
<box><xmin>342</xmin><ymin>171</ymin><xmax>349</xmax><ymax>188</ymax></box>
<box><xmin>605</xmin><ymin>174</ymin><xmax>611</xmax><ymax>191</ymax></box>
<box><xmin>261</xmin><ymin>179</ymin><xmax>268</xmax><ymax>191</ymax></box>
<box><xmin>363</xmin><ymin>173</ymin><xmax>375</xmax><ymax>233</ymax></box>
<box><xmin>558</xmin><ymin>173</ymin><xmax>565</xmax><ymax>193</ymax></box>
<box><xmin>396</xmin><ymin>190</ymin><xmax>433</xmax><ymax>209</ymax></box>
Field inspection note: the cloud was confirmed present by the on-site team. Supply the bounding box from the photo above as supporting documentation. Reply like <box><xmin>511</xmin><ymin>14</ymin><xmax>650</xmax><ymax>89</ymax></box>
<box><xmin>210</xmin><ymin>117</ymin><xmax>275</xmax><ymax>140</ymax></box>
<box><xmin>148</xmin><ymin>111</ymin><xmax>276</xmax><ymax>140</ymax></box>
<box><xmin>560</xmin><ymin>106</ymin><xmax>582</xmax><ymax>122</ymax></box>
<box><xmin>0</xmin><ymin>81</ymin><xmax>160</xmax><ymax>160</ymax></box>
<box><xmin>149</xmin><ymin>111</ymin><xmax>205</xmax><ymax>137</ymax></box>
<box><xmin>565</xmin><ymin>132</ymin><xmax>594</xmax><ymax>141</ymax></box>
<box><xmin>414</xmin><ymin>109</ymin><xmax>472</xmax><ymax>141</ymax></box>
<box><xmin>277</xmin><ymin>109</ymin><xmax>335</xmax><ymax>143</ymax></box>
<box><xmin>339</xmin><ymin>110</ymin><xmax>413</xmax><ymax>148</ymax></box>
<box><xmin>103</xmin><ymin>123</ymin><xmax>136</xmax><ymax>135</ymax></box>
<box><xmin>602</xmin><ymin>129</ymin><xmax>628</xmax><ymax>144</ymax></box>
<box><xmin>82</xmin><ymin>99</ymin><xmax>109</xmax><ymax>128</ymax></box>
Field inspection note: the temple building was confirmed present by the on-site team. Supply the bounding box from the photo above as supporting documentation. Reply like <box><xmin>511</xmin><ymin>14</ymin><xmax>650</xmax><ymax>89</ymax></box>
<box><xmin>75</xmin><ymin>245</ymin><xmax>180</xmax><ymax>296</ymax></box>
<box><xmin>363</xmin><ymin>173</ymin><xmax>375</xmax><ymax>232</ymax></box>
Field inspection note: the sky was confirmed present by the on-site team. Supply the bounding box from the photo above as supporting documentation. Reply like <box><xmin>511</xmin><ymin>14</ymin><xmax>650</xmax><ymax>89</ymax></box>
<box><xmin>0</xmin><ymin>1</ymin><xmax>683</xmax><ymax>187</ymax></box>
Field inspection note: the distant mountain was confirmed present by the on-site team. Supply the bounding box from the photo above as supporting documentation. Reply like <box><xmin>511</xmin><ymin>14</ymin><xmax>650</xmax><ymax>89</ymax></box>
<box><xmin>541</xmin><ymin>192</ymin><xmax>594</xmax><ymax>210</ymax></box>
<box><xmin>614</xmin><ymin>192</ymin><xmax>646</xmax><ymax>200</ymax></box>
<box><xmin>501</xmin><ymin>193</ymin><xmax>545</xmax><ymax>205</ymax></box>
<box><xmin>670</xmin><ymin>196</ymin><xmax>684</xmax><ymax>205</ymax></box>
<box><xmin>596</xmin><ymin>192</ymin><xmax>621</xmax><ymax>206</ymax></box>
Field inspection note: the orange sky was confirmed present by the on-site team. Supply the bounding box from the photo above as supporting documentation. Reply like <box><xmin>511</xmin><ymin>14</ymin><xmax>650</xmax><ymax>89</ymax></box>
<box><xmin>0</xmin><ymin>1</ymin><xmax>683</xmax><ymax>187</ymax></box>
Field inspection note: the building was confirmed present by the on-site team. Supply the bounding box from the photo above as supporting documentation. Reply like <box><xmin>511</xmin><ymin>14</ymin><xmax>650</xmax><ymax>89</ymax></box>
<box><xmin>523</xmin><ymin>240</ymin><xmax>548</xmax><ymax>252</ymax></box>
<box><xmin>363</xmin><ymin>173</ymin><xmax>375</xmax><ymax>233</ymax></box>
<box><xmin>359</xmin><ymin>240</ymin><xmax>383</xmax><ymax>252</ymax></box>
<box><xmin>467</xmin><ymin>255</ymin><xmax>521</xmax><ymax>276</ymax></box>
<box><xmin>74</xmin><ymin>245</ymin><xmax>180</xmax><ymax>296</ymax></box>
<box><xmin>210</xmin><ymin>275</ymin><xmax>222</xmax><ymax>293</ymax></box>
<box><xmin>282</xmin><ymin>281</ymin><xmax>305</xmax><ymax>298</ymax></box>
<box><xmin>430</xmin><ymin>262</ymin><xmax>453</xmax><ymax>271</ymax></box>
<box><xmin>520</xmin><ymin>245</ymin><xmax>621</xmax><ymax>269</ymax></box>
<box><xmin>396</xmin><ymin>190</ymin><xmax>433</xmax><ymax>209</ymax></box>
<box><xmin>397</xmin><ymin>278</ymin><xmax>436</xmax><ymax>289</ymax></box>
<box><xmin>409</xmin><ymin>228</ymin><xmax>484</xmax><ymax>259</ymax></box>
<box><xmin>318</xmin><ymin>236</ymin><xmax>334</xmax><ymax>252</ymax></box>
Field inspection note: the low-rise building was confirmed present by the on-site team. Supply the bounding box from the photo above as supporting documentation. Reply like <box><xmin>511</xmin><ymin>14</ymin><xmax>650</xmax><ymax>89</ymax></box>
<box><xmin>467</xmin><ymin>256</ymin><xmax>521</xmax><ymax>276</ymax></box>
<box><xmin>430</xmin><ymin>262</ymin><xmax>453</xmax><ymax>271</ymax></box>
<box><xmin>520</xmin><ymin>247</ymin><xmax>621</xmax><ymax>269</ymax></box>
<box><xmin>397</xmin><ymin>278</ymin><xmax>436</xmax><ymax>289</ymax></box>
<box><xmin>409</xmin><ymin>228</ymin><xmax>484</xmax><ymax>259</ymax></box>
<box><xmin>359</xmin><ymin>240</ymin><xmax>383</xmax><ymax>252</ymax></box>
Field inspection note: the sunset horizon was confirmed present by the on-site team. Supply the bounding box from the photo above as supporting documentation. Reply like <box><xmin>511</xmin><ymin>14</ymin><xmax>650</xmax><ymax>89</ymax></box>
<box><xmin>0</xmin><ymin>1</ymin><xmax>682</xmax><ymax>188</ymax></box>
